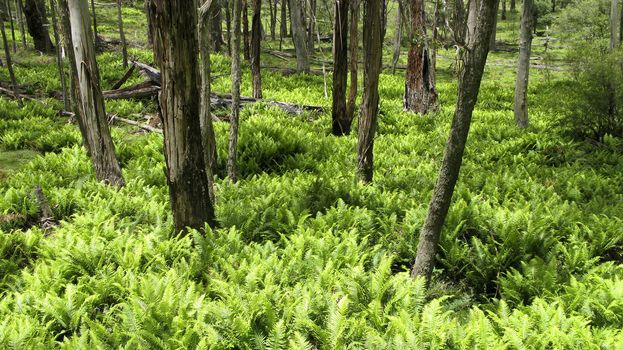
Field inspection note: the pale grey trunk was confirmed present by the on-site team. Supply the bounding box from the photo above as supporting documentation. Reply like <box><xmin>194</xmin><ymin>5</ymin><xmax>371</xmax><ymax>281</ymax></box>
<box><xmin>288</xmin><ymin>0</ymin><xmax>309</xmax><ymax>72</ymax></box>
<box><xmin>514</xmin><ymin>0</ymin><xmax>533</xmax><ymax>129</ymax></box>
<box><xmin>66</xmin><ymin>0</ymin><xmax>124</xmax><ymax>187</ymax></box>
<box><xmin>411</xmin><ymin>0</ymin><xmax>499</xmax><ymax>282</ymax></box>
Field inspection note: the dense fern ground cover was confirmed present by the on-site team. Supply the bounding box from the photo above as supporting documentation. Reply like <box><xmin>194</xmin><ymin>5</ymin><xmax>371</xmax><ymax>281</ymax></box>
<box><xmin>1</xmin><ymin>4</ymin><xmax>623</xmax><ymax>349</ymax></box>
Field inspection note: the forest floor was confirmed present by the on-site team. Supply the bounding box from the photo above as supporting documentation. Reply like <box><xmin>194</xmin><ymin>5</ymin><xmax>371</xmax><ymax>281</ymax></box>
<box><xmin>1</xmin><ymin>3</ymin><xmax>623</xmax><ymax>349</ymax></box>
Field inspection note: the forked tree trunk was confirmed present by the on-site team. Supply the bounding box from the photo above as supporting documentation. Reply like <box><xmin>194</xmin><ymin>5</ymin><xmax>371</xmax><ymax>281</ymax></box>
<box><xmin>148</xmin><ymin>0</ymin><xmax>216</xmax><ymax>232</ymax></box>
<box><xmin>23</xmin><ymin>0</ymin><xmax>54</xmax><ymax>53</ymax></box>
<box><xmin>331</xmin><ymin>0</ymin><xmax>349</xmax><ymax>136</ymax></box>
<box><xmin>61</xmin><ymin>0</ymin><xmax>125</xmax><ymax>187</ymax></box>
<box><xmin>116</xmin><ymin>0</ymin><xmax>128</xmax><ymax>67</ymax></box>
<box><xmin>250</xmin><ymin>0</ymin><xmax>262</xmax><ymax>98</ymax></box>
<box><xmin>228</xmin><ymin>0</ymin><xmax>242</xmax><ymax>182</ymax></box>
<box><xmin>404</xmin><ymin>0</ymin><xmax>438</xmax><ymax>114</ymax></box>
<box><xmin>411</xmin><ymin>0</ymin><xmax>499</xmax><ymax>282</ymax></box>
<box><xmin>49</xmin><ymin>0</ymin><xmax>68</xmax><ymax>111</ymax></box>
<box><xmin>345</xmin><ymin>0</ymin><xmax>359</xmax><ymax>123</ymax></box>
<box><xmin>242</xmin><ymin>0</ymin><xmax>250</xmax><ymax>60</ymax></box>
<box><xmin>199</xmin><ymin>0</ymin><xmax>218</xmax><ymax>181</ymax></box>
<box><xmin>356</xmin><ymin>0</ymin><xmax>383</xmax><ymax>183</ymax></box>
<box><xmin>514</xmin><ymin>0</ymin><xmax>533</xmax><ymax>128</ymax></box>
<box><xmin>289</xmin><ymin>0</ymin><xmax>309</xmax><ymax>72</ymax></box>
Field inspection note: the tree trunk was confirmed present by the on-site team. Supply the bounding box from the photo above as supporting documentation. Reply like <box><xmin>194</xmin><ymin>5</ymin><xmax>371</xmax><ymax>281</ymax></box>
<box><xmin>23</xmin><ymin>0</ymin><xmax>54</xmax><ymax>53</ymax></box>
<box><xmin>404</xmin><ymin>0</ymin><xmax>438</xmax><ymax>114</ymax></box>
<box><xmin>411</xmin><ymin>0</ymin><xmax>499</xmax><ymax>282</ymax></box>
<box><xmin>49</xmin><ymin>0</ymin><xmax>68</xmax><ymax>111</ymax></box>
<box><xmin>148</xmin><ymin>0</ymin><xmax>216</xmax><ymax>232</ymax></box>
<box><xmin>331</xmin><ymin>0</ymin><xmax>349</xmax><ymax>136</ymax></box>
<box><xmin>228</xmin><ymin>0</ymin><xmax>242</xmax><ymax>182</ymax></box>
<box><xmin>391</xmin><ymin>0</ymin><xmax>403</xmax><ymax>74</ymax></box>
<box><xmin>251</xmin><ymin>0</ymin><xmax>262</xmax><ymax>98</ymax></box>
<box><xmin>199</xmin><ymin>1</ymin><xmax>218</xmax><ymax>182</ymax></box>
<box><xmin>288</xmin><ymin>0</ymin><xmax>309</xmax><ymax>72</ymax></box>
<box><xmin>6</xmin><ymin>0</ymin><xmax>16</xmax><ymax>52</ymax></box>
<box><xmin>1</xmin><ymin>13</ymin><xmax>18</xmax><ymax>96</ymax></box>
<box><xmin>356</xmin><ymin>0</ymin><xmax>383</xmax><ymax>183</ymax></box>
<box><xmin>16</xmin><ymin>0</ymin><xmax>26</xmax><ymax>49</ymax></box>
<box><xmin>345</xmin><ymin>0</ymin><xmax>359</xmax><ymax>123</ymax></box>
<box><xmin>117</xmin><ymin>0</ymin><xmax>128</xmax><ymax>67</ymax></box>
<box><xmin>211</xmin><ymin>0</ymin><xmax>224</xmax><ymax>52</ymax></box>
<box><xmin>61</xmin><ymin>0</ymin><xmax>125</xmax><ymax>187</ymax></box>
<box><xmin>242</xmin><ymin>0</ymin><xmax>250</xmax><ymax>60</ymax></box>
<box><xmin>514</xmin><ymin>0</ymin><xmax>533</xmax><ymax>129</ymax></box>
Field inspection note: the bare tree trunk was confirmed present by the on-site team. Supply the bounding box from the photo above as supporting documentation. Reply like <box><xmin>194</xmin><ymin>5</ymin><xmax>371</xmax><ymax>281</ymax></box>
<box><xmin>61</xmin><ymin>0</ymin><xmax>125</xmax><ymax>187</ymax></box>
<box><xmin>345</xmin><ymin>0</ymin><xmax>359</xmax><ymax>123</ymax></box>
<box><xmin>148</xmin><ymin>0</ymin><xmax>216</xmax><ymax>232</ymax></box>
<box><xmin>116</xmin><ymin>0</ymin><xmax>128</xmax><ymax>67</ymax></box>
<box><xmin>242</xmin><ymin>0</ymin><xmax>250</xmax><ymax>60</ymax></box>
<box><xmin>49</xmin><ymin>0</ymin><xmax>68</xmax><ymax>111</ymax></box>
<box><xmin>211</xmin><ymin>0</ymin><xmax>224</xmax><ymax>52</ymax></box>
<box><xmin>356</xmin><ymin>0</ymin><xmax>383</xmax><ymax>183</ymax></box>
<box><xmin>228</xmin><ymin>0</ymin><xmax>242</xmax><ymax>182</ymax></box>
<box><xmin>251</xmin><ymin>0</ymin><xmax>262</xmax><ymax>98</ymax></box>
<box><xmin>289</xmin><ymin>0</ymin><xmax>309</xmax><ymax>72</ymax></box>
<box><xmin>331</xmin><ymin>0</ymin><xmax>349</xmax><ymax>135</ymax></box>
<box><xmin>23</xmin><ymin>0</ymin><xmax>54</xmax><ymax>53</ymax></box>
<box><xmin>404</xmin><ymin>0</ymin><xmax>438</xmax><ymax>114</ymax></box>
<box><xmin>514</xmin><ymin>0</ymin><xmax>533</xmax><ymax>129</ymax></box>
<box><xmin>391</xmin><ymin>0</ymin><xmax>403</xmax><ymax>74</ymax></box>
<box><xmin>199</xmin><ymin>1</ymin><xmax>218</xmax><ymax>182</ymax></box>
<box><xmin>5</xmin><ymin>0</ymin><xmax>16</xmax><ymax>52</ymax></box>
<box><xmin>16</xmin><ymin>0</ymin><xmax>26</xmax><ymax>49</ymax></box>
<box><xmin>411</xmin><ymin>0</ymin><xmax>499</xmax><ymax>282</ymax></box>
<box><xmin>1</xmin><ymin>14</ymin><xmax>18</xmax><ymax>96</ymax></box>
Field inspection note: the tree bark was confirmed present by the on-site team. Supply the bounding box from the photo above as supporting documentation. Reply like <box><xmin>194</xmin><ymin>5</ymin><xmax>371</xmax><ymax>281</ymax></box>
<box><xmin>411</xmin><ymin>0</ymin><xmax>499</xmax><ymax>282</ymax></box>
<box><xmin>250</xmin><ymin>0</ymin><xmax>262</xmax><ymax>98</ymax></box>
<box><xmin>288</xmin><ymin>0</ymin><xmax>310</xmax><ymax>72</ymax></box>
<box><xmin>199</xmin><ymin>0</ymin><xmax>218</xmax><ymax>181</ymax></box>
<box><xmin>61</xmin><ymin>0</ymin><xmax>125</xmax><ymax>187</ymax></box>
<box><xmin>345</xmin><ymin>0</ymin><xmax>359</xmax><ymax>123</ymax></box>
<box><xmin>356</xmin><ymin>0</ymin><xmax>383</xmax><ymax>183</ymax></box>
<box><xmin>148</xmin><ymin>0</ymin><xmax>216</xmax><ymax>232</ymax></box>
<box><xmin>404</xmin><ymin>0</ymin><xmax>438</xmax><ymax>114</ymax></box>
<box><xmin>23</xmin><ymin>0</ymin><xmax>54</xmax><ymax>53</ymax></box>
<box><xmin>117</xmin><ymin>0</ymin><xmax>128</xmax><ymax>67</ymax></box>
<box><xmin>242</xmin><ymin>0</ymin><xmax>250</xmax><ymax>60</ymax></box>
<box><xmin>228</xmin><ymin>0</ymin><xmax>242</xmax><ymax>182</ymax></box>
<box><xmin>331</xmin><ymin>0</ymin><xmax>349</xmax><ymax>136</ymax></box>
<box><xmin>514</xmin><ymin>0</ymin><xmax>533</xmax><ymax>129</ymax></box>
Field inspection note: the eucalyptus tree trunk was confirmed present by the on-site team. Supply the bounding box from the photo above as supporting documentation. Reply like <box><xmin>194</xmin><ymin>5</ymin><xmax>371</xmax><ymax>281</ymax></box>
<box><xmin>16</xmin><ymin>0</ymin><xmax>26</xmax><ymax>48</ymax></box>
<box><xmin>116</xmin><ymin>0</ymin><xmax>128</xmax><ymax>67</ymax></box>
<box><xmin>228</xmin><ymin>0</ymin><xmax>242</xmax><ymax>182</ymax></box>
<box><xmin>242</xmin><ymin>0</ymin><xmax>250</xmax><ymax>60</ymax></box>
<box><xmin>345</xmin><ymin>0</ymin><xmax>360</xmax><ymax>123</ymax></box>
<box><xmin>61</xmin><ymin>0</ymin><xmax>125</xmax><ymax>187</ymax></box>
<box><xmin>404</xmin><ymin>0</ymin><xmax>438</xmax><ymax>114</ymax></box>
<box><xmin>23</xmin><ymin>0</ymin><xmax>54</xmax><ymax>53</ymax></box>
<box><xmin>391</xmin><ymin>0</ymin><xmax>403</xmax><ymax>74</ymax></box>
<box><xmin>250</xmin><ymin>0</ymin><xmax>262</xmax><ymax>98</ymax></box>
<box><xmin>0</xmin><ymin>13</ymin><xmax>18</xmax><ymax>96</ymax></box>
<box><xmin>411</xmin><ymin>0</ymin><xmax>499</xmax><ymax>282</ymax></box>
<box><xmin>5</xmin><ymin>0</ymin><xmax>16</xmax><ymax>52</ymax></box>
<box><xmin>331</xmin><ymin>0</ymin><xmax>350</xmax><ymax>136</ymax></box>
<box><xmin>199</xmin><ymin>0</ymin><xmax>218</xmax><ymax>181</ymax></box>
<box><xmin>289</xmin><ymin>0</ymin><xmax>310</xmax><ymax>72</ymax></box>
<box><xmin>356</xmin><ymin>0</ymin><xmax>383</xmax><ymax>183</ymax></box>
<box><xmin>148</xmin><ymin>0</ymin><xmax>216</xmax><ymax>232</ymax></box>
<box><xmin>514</xmin><ymin>0</ymin><xmax>533</xmax><ymax>129</ymax></box>
<box><xmin>49</xmin><ymin>0</ymin><xmax>68</xmax><ymax>111</ymax></box>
